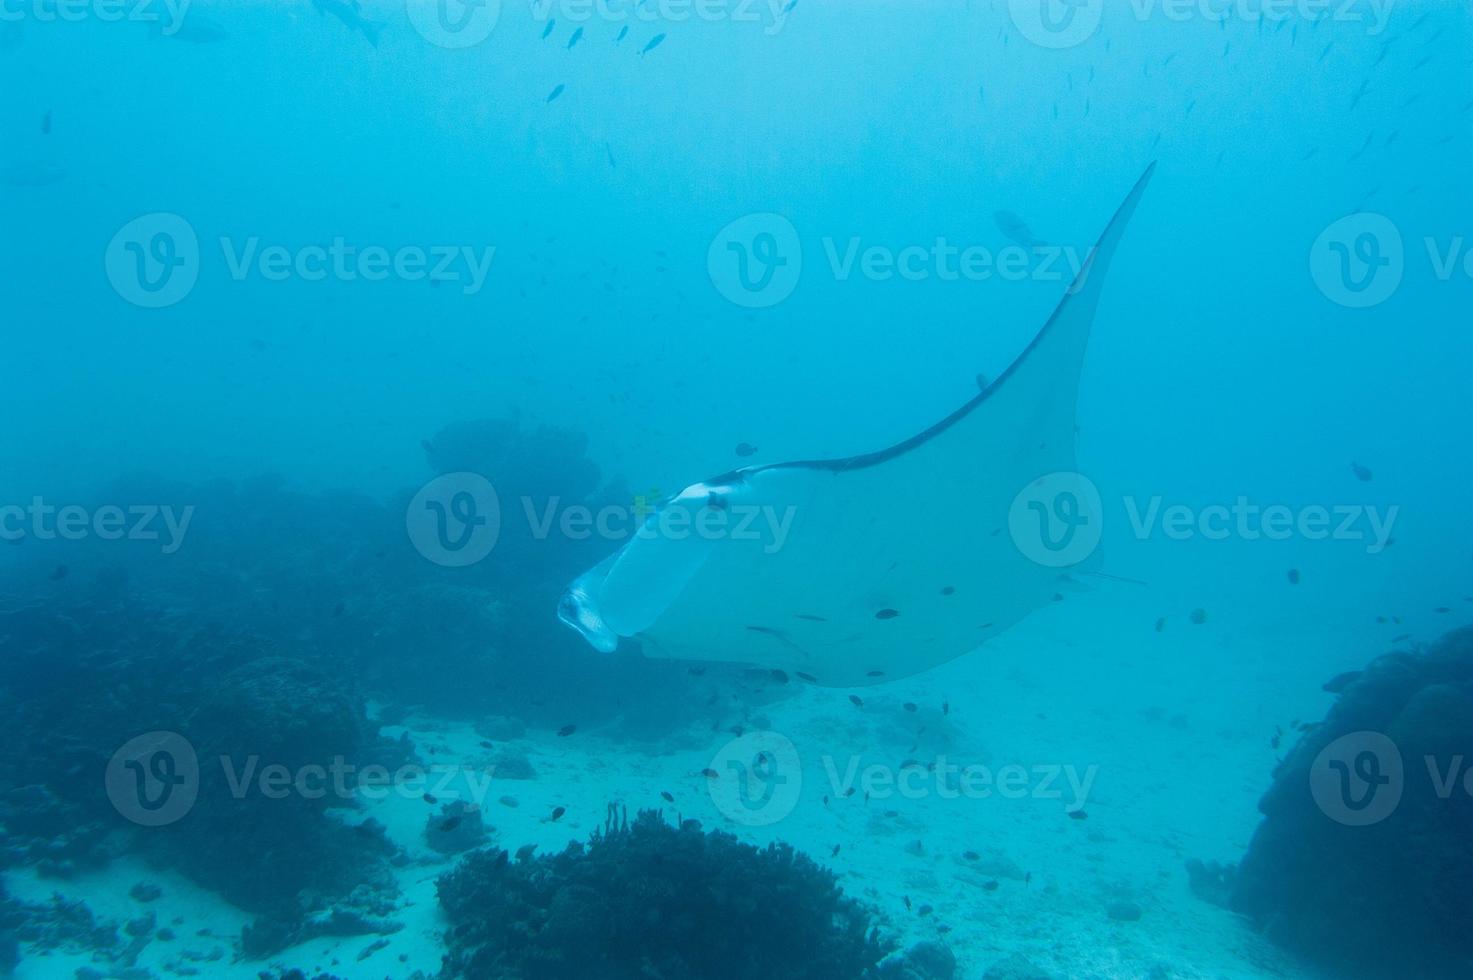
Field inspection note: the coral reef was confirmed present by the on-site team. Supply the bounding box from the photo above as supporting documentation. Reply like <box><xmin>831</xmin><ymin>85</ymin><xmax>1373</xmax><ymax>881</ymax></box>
<box><xmin>436</xmin><ymin>807</ymin><xmax>893</xmax><ymax>979</ymax></box>
<box><xmin>1229</xmin><ymin>627</ymin><xmax>1473</xmax><ymax>979</ymax></box>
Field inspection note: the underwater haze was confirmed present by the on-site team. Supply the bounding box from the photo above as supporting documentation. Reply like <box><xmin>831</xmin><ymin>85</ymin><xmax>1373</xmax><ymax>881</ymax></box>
<box><xmin>2</xmin><ymin>1</ymin><xmax>1472</xmax><ymax>978</ymax></box>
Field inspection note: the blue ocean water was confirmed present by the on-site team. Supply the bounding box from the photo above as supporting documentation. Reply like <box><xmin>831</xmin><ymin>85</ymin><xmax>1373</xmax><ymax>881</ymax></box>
<box><xmin>1</xmin><ymin>2</ymin><xmax>1471</xmax><ymax>978</ymax></box>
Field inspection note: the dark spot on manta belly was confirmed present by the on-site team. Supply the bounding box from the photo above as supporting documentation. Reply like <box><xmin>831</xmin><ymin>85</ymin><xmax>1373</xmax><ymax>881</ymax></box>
<box><xmin>875</xmin><ymin>608</ymin><xmax>901</xmax><ymax>620</ymax></box>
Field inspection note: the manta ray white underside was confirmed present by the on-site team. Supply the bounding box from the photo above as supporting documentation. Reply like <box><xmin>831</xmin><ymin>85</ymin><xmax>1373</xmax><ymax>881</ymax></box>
<box><xmin>559</xmin><ymin>165</ymin><xmax>1155</xmax><ymax>686</ymax></box>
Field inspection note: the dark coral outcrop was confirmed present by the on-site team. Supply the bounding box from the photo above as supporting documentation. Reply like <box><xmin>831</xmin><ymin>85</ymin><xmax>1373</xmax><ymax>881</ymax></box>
<box><xmin>1230</xmin><ymin>627</ymin><xmax>1473</xmax><ymax>979</ymax></box>
<box><xmin>436</xmin><ymin>808</ymin><xmax>893</xmax><ymax>980</ymax></box>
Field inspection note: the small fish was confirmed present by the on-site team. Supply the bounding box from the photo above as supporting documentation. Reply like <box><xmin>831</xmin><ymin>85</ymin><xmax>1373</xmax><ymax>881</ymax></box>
<box><xmin>1321</xmin><ymin>670</ymin><xmax>1362</xmax><ymax>693</ymax></box>
<box><xmin>567</xmin><ymin>27</ymin><xmax>583</xmax><ymax>48</ymax></box>
<box><xmin>439</xmin><ymin>816</ymin><xmax>463</xmax><ymax>832</ymax></box>
<box><xmin>975</xmin><ymin>373</ymin><xmax>988</xmax><ymax>391</ymax></box>
<box><xmin>423</xmin><ymin>793</ymin><xmax>438</xmax><ymax>805</ymax></box>
<box><xmin>700</xmin><ymin>768</ymin><xmax>719</xmax><ymax>779</ymax></box>
<box><xmin>546</xmin><ymin>84</ymin><xmax>566</xmax><ymax>103</ymax></box>
<box><xmin>558</xmin><ymin>724</ymin><xmax>577</xmax><ymax>737</ymax></box>
<box><xmin>962</xmin><ymin>851</ymin><xmax>979</xmax><ymax>861</ymax></box>
<box><xmin>541</xmin><ymin>19</ymin><xmax>555</xmax><ymax>39</ymax></box>
<box><xmin>615</xmin><ymin>25</ymin><xmax>628</xmax><ymax>42</ymax></box>
<box><xmin>550</xmin><ymin>806</ymin><xmax>566</xmax><ymax>821</ymax></box>
<box><xmin>640</xmin><ymin>33</ymin><xmax>666</xmax><ymax>56</ymax></box>
<box><xmin>982</xmin><ymin>880</ymin><xmax>999</xmax><ymax>892</ymax></box>
<box><xmin>660</xmin><ymin>791</ymin><xmax>674</xmax><ymax>803</ymax></box>
<box><xmin>1189</xmin><ymin>608</ymin><xmax>1207</xmax><ymax>625</ymax></box>
<box><xmin>1154</xmin><ymin>616</ymin><xmax>1166</xmax><ymax>632</ymax></box>
<box><xmin>831</xmin><ymin>844</ymin><xmax>840</xmax><ymax>857</ymax></box>
<box><xmin>735</xmin><ymin>442</ymin><xmax>759</xmax><ymax>457</ymax></box>
<box><xmin>1067</xmin><ymin>809</ymin><xmax>1088</xmax><ymax>821</ymax></box>
<box><xmin>875</xmin><ymin>608</ymin><xmax>900</xmax><ymax>620</ymax></box>
<box><xmin>1287</xmin><ymin>568</ymin><xmax>1301</xmax><ymax>585</ymax></box>
<box><xmin>994</xmin><ymin>209</ymin><xmax>1045</xmax><ymax>249</ymax></box>
<box><xmin>515</xmin><ymin>843</ymin><xmax>538</xmax><ymax>861</ymax></box>
<box><xmin>942</xmin><ymin>700</ymin><xmax>950</xmax><ymax>716</ymax></box>
<box><xmin>1434</xmin><ymin>606</ymin><xmax>1451</xmax><ymax>613</ymax></box>
<box><xmin>796</xmin><ymin>671</ymin><xmax>818</xmax><ymax>683</ymax></box>
<box><xmin>903</xmin><ymin>895</ymin><xmax>912</xmax><ymax>911</ymax></box>
<box><xmin>1351</xmin><ymin>461</ymin><xmax>1373</xmax><ymax>482</ymax></box>
<box><xmin>849</xmin><ymin>695</ymin><xmax>864</xmax><ymax>708</ymax></box>
<box><xmin>917</xmin><ymin>904</ymin><xmax>933</xmax><ymax>917</ymax></box>
<box><xmin>50</xmin><ymin>565</ymin><xmax>69</xmax><ymax>581</ymax></box>
<box><xmin>866</xmin><ymin>670</ymin><xmax>885</xmax><ymax>678</ymax></box>
<box><xmin>903</xmin><ymin>702</ymin><xmax>918</xmax><ymax>712</ymax></box>
<box><xmin>41</xmin><ymin>110</ymin><xmax>52</xmax><ymax>135</ymax></box>
<box><xmin>940</xmin><ymin>586</ymin><xmax>956</xmax><ymax>595</ymax></box>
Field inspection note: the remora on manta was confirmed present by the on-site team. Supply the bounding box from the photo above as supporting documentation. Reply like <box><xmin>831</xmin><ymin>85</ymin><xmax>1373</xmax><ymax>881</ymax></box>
<box><xmin>559</xmin><ymin>165</ymin><xmax>1156</xmax><ymax>687</ymax></box>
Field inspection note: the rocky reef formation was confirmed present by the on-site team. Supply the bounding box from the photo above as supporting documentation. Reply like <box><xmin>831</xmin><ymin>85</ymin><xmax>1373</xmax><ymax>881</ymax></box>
<box><xmin>436</xmin><ymin>807</ymin><xmax>894</xmax><ymax>979</ymax></box>
<box><xmin>1228</xmin><ymin>626</ymin><xmax>1473</xmax><ymax>979</ymax></box>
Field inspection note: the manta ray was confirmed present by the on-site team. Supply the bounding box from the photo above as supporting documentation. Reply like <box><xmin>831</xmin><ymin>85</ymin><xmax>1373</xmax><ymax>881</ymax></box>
<box><xmin>559</xmin><ymin>165</ymin><xmax>1155</xmax><ymax>686</ymax></box>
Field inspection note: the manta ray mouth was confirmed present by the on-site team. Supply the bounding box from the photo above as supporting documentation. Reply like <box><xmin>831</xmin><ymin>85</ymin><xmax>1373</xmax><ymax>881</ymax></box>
<box><xmin>558</xmin><ymin>582</ymin><xmax>618</xmax><ymax>653</ymax></box>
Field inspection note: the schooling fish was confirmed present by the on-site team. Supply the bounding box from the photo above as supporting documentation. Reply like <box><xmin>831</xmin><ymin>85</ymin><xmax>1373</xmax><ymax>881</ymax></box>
<box><xmin>547</xmin><ymin>84</ymin><xmax>566</xmax><ymax>103</ymax></box>
<box><xmin>557</xmin><ymin>724</ymin><xmax>577</xmax><ymax>736</ymax></box>
<box><xmin>567</xmin><ymin>27</ymin><xmax>583</xmax><ymax>48</ymax></box>
<box><xmin>640</xmin><ymin>33</ymin><xmax>666</xmax><ymax>56</ymax></box>
<box><xmin>541</xmin><ymin>19</ymin><xmax>555</xmax><ymax>39</ymax></box>
<box><xmin>1351</xmin><ymin>461</ymin><xmax>1373</xmax><ymax>482</ymax></box>
<box><xmin>616</xmin><ymin>25</ymin><xmax>628</xmax><ymax>42</ymax></box>
<box><xmin>735</xmin><ymin>442</ymin><xmax>759</xmax><ymax>457</ymax></box>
